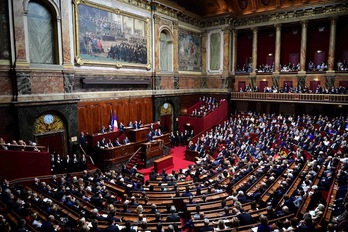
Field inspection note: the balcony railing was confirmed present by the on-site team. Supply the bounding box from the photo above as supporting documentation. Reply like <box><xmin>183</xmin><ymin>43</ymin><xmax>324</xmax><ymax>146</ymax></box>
<box><xmin>231</xmin><ymin>92</ymin><xmax>348</xmax><ymax>104</ymax></box>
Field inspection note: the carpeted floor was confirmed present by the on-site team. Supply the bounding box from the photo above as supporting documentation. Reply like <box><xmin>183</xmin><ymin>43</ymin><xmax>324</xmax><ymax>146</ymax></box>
<box><xmin>138</xmin><ymin>145</ymin><xmax>194</xmax><ymax>181</ymax></box>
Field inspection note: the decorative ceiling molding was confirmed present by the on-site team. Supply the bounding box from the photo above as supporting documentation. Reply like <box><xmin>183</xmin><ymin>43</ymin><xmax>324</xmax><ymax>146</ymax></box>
<box><xmin>115</xmin><ymin>0</ymin><xmax>347</xmax><ymax>30</ymax></box>
<box><xmin>234</xmin><ymin>2</ymin><xmax>348</xmax><ymax>29</ymax></box>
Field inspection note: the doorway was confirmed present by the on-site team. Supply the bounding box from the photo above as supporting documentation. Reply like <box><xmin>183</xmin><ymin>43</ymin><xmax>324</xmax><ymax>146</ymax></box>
<box><xmin>160</xmin><ymin>102</ymin><xmax>174</xmax><ymax>133</ymax></box>
<box><xmin>35</xmin><ymin>130</ymin><xmax>67</xmax><ymax>155</ymax></box>
<box><xmin>238</xmin><ymin>81</ymin><xmax>246</xmax><ymax>92</ymax></box>
<box><xmin>310</xmin><ymin>81</ymin><xmax>321</xmax><ymax>93</ymax></box>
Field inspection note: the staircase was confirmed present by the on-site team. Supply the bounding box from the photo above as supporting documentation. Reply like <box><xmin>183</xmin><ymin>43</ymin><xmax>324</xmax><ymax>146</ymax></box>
<box><xmin>126</xmin><ymin>150</ymin><xmax>145</xmax><ymax>170</ymax></box>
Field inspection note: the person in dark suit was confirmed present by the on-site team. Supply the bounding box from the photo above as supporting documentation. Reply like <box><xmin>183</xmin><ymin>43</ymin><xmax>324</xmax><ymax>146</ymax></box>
<box><xmin>147</xmin><ymin>131</ymin><xmax>153</xmax><ymax>142</ymax></box>
<box><xmin>237</xmin><ymin>209</ymin><xmax>254</xmax><ymax>226</ymax></box>
<box><xmin>79</xmin><ymin>132</ymin><xmax>87</xmax><ymax>149</ymax></box>
<box><xmin>118</xmin><ymin>122</ymin><xmax>125</xmax><ymax>133</ymax></box>
<box><xmin>114</xmin><ymin>138</ymin><xmax>121</xmax><ymax>146</ymax></box>
<box><xmin>104</xmin><ymin>217</ymin><xmax>120</xmax><ymax>232</ymax></box>
<box><xmin>199</xmin><ymin>218</ymin><xmax>214</xmax><ymax>232</ymax></box>
<box><xmin>120</xmin><ymin>221</ymin><xmax>135</xmax><ymax>232</ymax></box>
<box><xmin>297</xmin><ymin>214</ymin><xmax>317</xmax><ymax>232</ymax></box>
<box><xmin>166</xmin><ymin>206</ymin><xmax>180</xmax><ymax>222</ymax></box>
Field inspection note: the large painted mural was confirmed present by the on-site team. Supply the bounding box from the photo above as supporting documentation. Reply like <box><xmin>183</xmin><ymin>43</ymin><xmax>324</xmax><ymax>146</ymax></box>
<box><xmin>178</xmin><ymin>29</ymin><xmax>202</xmax><ymax>72</ymax></box>
<box><xmin>74</xmin><ymin>0</ymin><xmax>150</xmax><ymax>69</ymax></box>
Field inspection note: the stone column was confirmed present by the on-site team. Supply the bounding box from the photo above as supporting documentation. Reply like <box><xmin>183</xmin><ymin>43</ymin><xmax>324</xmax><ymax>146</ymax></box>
<box><xmin>328</xmin><ymin>17</ymin><xmax>337</xmax><ymax>72</ymax></box>
<box><xmin>231</xmin><ymin>29</ymin><xmax>238</xmax><ymax>75</ymax></box>
<box><xmin>153</xmin><ymin>14</ymin><xmax>161</xmax><ymax>73</ymax></box>
<box><xmin>251</xmin><ymin>27</ymin><xmax>258</xmax><ymax>74</ymax></box>
<box><xmin>300</xmin><ymin>21</ymin><xmax>308</xmax><ymax>72</ymax></box>
<box><xmin>201</xmin><ymin>31</ymin><xmax>207</xmax><ymax>75</ymax></box>
<box><xmin>173</xmin><ymin>21</ymin><xmax>179</xmax><ymax>73</ymax></box>
<box><xmin>274</xmin><ymin>24</ymin><xmax>281</xmax><ymax>73</ymax></box>
<box><xmin>222</xmin><ymin>27</ymin><xmax>231</xmax><ymax>77</ymax></box>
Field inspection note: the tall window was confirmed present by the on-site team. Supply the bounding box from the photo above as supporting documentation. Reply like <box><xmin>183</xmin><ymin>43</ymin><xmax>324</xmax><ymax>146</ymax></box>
<box><xmin>160</xmin><ymin>30</ymin><xmax>173</xmax><ymax>72</ymax></box>
<box><xmin>27</xmin><ymin>1</ymin><xmax>55</xmax><ymax>64</ymax></box>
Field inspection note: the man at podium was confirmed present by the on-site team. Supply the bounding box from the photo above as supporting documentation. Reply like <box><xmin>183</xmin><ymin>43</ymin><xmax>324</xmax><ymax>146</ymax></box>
<box><xmin>147</xmin><ymin>131</ymin><xmax>154</xmax><ymax>142</ymax></box>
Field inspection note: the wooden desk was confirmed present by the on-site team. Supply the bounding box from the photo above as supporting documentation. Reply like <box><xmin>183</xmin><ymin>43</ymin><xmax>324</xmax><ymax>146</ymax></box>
<box><xmin>153</xmin><ymin>133</ymin><xmax>170</xmax><ymax>147</ymax></box>
<box><xmin>98</xmin><ymin>143</ymin><xmax>135</xmax><ymax>171</ymax></box>
<box><xmin>154</xmin><ymin>155</ymin><xmax>173</xmax><ymax>173</ymax></box>
<box><xmin>86</xmin><ymin>131</ymin><xmax>123</xmax><ymax>147</ymax></box>
<box><xmin>141</xmin><ymin>139</ymin><xmax>164</xmax><ymax>167</ymax></box>
<box><xmin>185</xmin><ymin>149</ymin><xmax>199</xmax><ymax>161</ymax></box>
<box><xmin>127</xmin><ymin>127</ymin><xmax>150</xmax><ymax>143</ymax></box>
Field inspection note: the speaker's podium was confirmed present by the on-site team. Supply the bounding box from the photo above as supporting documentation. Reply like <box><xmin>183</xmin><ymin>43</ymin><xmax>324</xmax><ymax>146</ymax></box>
<box><xmin>141</xmin><ymin>139</ymin><xmax>164</xmax><ymax>168</ymax></box>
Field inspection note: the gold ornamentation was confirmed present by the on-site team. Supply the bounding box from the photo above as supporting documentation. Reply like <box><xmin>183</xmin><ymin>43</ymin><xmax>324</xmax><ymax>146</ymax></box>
<box><xmin>160</xmin><ymin>103</ymin><xmax>172</xmax><ymax>115</ymax></box>
<box><xmin>34</xmin><ymin>114</ymin><xmax>65</xmax><ymax>134</ymax></box>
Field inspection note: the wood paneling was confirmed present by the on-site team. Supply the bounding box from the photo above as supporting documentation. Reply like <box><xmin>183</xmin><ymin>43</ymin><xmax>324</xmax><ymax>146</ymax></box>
<box><xmin>78</xmin><ymin>97</ymin><xmax>153</xmax><ymax>134</ymax></box>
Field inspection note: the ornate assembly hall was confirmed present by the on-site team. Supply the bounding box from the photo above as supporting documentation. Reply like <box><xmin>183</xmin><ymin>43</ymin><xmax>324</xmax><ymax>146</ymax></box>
<box><xmin>0</xmin><ymin>0</ymin><xmax>348</xmax><ymax>231</ymax></box>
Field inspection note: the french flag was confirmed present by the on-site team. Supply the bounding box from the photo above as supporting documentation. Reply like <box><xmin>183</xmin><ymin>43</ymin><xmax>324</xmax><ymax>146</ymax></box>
<box><xmin>110</xmin><ymin>111</ymin><xmax>118</xmax><ymax>132</ymax></box>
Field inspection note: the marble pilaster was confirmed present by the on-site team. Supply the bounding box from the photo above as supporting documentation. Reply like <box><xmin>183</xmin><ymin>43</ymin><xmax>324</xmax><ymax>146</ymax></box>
<box><xmin>328</xmin><ymin>17</ymin><xmax>337</xmax><ymax>71</ymax></box>
<box><xmin>201</xmin><ymin>31</ymin><xmax>207</xmax><ymax>75</ymax></box>
<box><xmin>251</xmin><ymin>27</ymin><xmax>258</xmax><ymax>74</ymax></box>
<box><xmin>153</xmin><ymin>14</ymin><xmax>161</xmax><ymax>72</ymax></box>
<box><xmin>300</xmin><ymin>21</ymin><xmax>308</xmax><ymax>72</ymax></box>
<box><xmin>231</xmin><ymin>29</ymin><xmax>237</xmax><ymax>75</ymax></box>
<box><xmin>222</xmin><ymin>27</ymin><xmax>231</xmax><ymax>77</ymax></box>
<box><xmin>173</xmin><ymin>21</ymin><xmax>179</xmax><ymax>73</ymax></box>
<box><xmin>274</xmin><ymin>24</ymin><xmax>281</xmax><ymax>73</ymax></box>
<box><xmin>12</xmin><ymin>0</ymin><xmax>29</xmax><ymax>67</ymax></box>
<box><xmin>61</xmin><ymin>0</ymin><xmax>73</xmax><ymax>67</ymax></box>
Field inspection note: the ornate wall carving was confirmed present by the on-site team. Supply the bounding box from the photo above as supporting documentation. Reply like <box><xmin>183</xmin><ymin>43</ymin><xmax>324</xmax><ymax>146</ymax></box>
<box><xmin>16</xmin><ymin>72</ymin><xmax>31</xmax><ymax>95</ymax></box>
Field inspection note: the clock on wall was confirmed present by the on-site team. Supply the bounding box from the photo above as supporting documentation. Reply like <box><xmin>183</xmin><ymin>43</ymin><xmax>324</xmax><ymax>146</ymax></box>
<box><xmin>43</xmin><ymin>114</ymin><xmax>54</xmax><ymax>124</ymax></box>
<box><xmin>164</xmin><ymin>103</ymin><xmax>169</xmax><ymax>109</ymax></box>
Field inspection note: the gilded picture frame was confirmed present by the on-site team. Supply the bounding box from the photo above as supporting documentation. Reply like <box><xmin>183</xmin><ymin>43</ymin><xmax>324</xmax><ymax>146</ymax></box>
<box><xmin>73</xmin><ymin>0</ymin><xmax>151</xmax><ymax>70</ymax></box>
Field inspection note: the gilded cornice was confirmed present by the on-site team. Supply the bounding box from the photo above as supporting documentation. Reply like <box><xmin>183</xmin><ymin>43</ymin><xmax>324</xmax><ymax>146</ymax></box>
<box><xmin>118</xmin><ymin>0</ymin><xmax>152</xmax><ymax>11</ymax></box>
<box><xmin>234</xmin><ymin>2</ymin><xmax>348</xmax><ymax>29</ymax></box>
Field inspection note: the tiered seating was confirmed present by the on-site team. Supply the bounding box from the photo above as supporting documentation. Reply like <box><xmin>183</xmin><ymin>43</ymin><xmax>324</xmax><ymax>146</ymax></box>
<box><xmin>2</xmin><ymin>112</ymin><xmax>348</xmax><ymax>231</ymax></box>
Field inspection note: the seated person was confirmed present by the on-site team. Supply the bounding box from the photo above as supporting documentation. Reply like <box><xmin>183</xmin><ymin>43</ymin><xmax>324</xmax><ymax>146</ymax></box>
<box><xmin>123</xmin><ymin>136</ymin><xmax>130</xmax><ymax>144</ymax></box>
<box><xmin>114</xmin><ymin>138</ymin><xmax>121</xmax><ymax>146</ymax></box>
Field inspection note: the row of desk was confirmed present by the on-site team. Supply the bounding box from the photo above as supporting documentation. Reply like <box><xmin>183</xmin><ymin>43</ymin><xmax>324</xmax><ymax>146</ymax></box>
<box><xmin>88</xmin><ymin>128</ymin><xmax>171</xmax><ymax>171</ymax></box>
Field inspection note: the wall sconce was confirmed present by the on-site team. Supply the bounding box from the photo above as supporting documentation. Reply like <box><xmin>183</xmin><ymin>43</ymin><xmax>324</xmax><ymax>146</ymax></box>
<box><xmin>317</xmin><ymin>50</ymin><xmax>322</xmax><ymax>53</ymax></box>
<box><xmin>268</xmin><ymin>53</ymin><xmax>273</xmax><ymax>56</ymax></box>
<box><xmin>292</xmin><ymin>29</ymin><xmax>298</xmax><ymax>35</ymax></box>
<box><xmin>318</xmin><ymin>26</ymin><xmax>325</xmax><ymax>32</ymax></box>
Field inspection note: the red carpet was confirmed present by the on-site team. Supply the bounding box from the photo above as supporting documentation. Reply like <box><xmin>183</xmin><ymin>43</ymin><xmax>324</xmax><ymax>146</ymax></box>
<box><xmin>138</xmin><ymin>146</ymin><xmax>194</xmax><ymax>181</ymax></box>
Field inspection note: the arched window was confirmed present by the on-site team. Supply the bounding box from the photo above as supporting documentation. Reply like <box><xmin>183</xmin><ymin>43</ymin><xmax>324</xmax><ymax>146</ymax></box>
<box><xmin>27</xmin><ymin>1</ymin><xmax>56</xmax><ymax>64</ymax></box>
<box><xmin>160</xmin><ymin>30</ymin><xmax>173</xmax><ymax>72</ymax></box>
